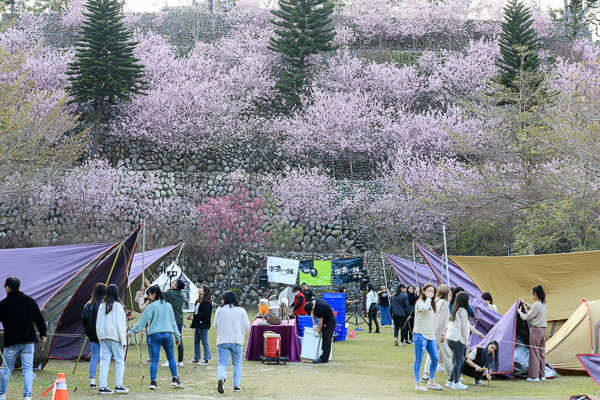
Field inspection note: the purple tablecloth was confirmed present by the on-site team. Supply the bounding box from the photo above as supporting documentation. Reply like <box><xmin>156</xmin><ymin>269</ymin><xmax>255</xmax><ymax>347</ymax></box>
<box><xmin>245</xmin><ymin>318</ymin><xmax>302</xmax><ymax>362</ymax></box>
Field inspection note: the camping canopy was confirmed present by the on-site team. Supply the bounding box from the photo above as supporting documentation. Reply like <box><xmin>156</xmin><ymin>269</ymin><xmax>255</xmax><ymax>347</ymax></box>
<box><xmin>384</xmin><ymin>253</ymin><xmax>439</xmax><ymax>288</ymax></box>
<box><xmin>546</xmin><ymin>300</ymin><xmax>600</xmax><ymax>371</ymax></box>
<box><xmin>417</xmin><ymin>245</ymin><xmax>482</xmax><ymax>299</ymax></box>
<box><xmin>450</xmin><ymin>251</ymin><xmax>600</xmax><ymax>321</ymax></box>
<box><xmin>49</xmin><ymin>228</ymin><xmax>139</xmax><ymax>360</ymax></box>
<box><xmin>0</xmin><ymin>242</ymin><xmax>119</xmax><ymax>368</ymax></box>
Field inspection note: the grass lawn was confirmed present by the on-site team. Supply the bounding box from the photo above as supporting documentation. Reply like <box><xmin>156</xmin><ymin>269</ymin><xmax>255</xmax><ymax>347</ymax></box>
<box><xmin>4</xmin><ymin>314</ymin><xmax>599</xmax><ymax>400</ymax></box>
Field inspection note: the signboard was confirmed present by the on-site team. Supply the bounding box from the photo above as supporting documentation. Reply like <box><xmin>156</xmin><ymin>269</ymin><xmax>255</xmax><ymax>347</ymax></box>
<box><xmin>266</xmin><ymin>257</ymin><xmax>299</xmax><ymax>285</ymax></box>
<box><xmin>299</xmin><ymin>260</ymin><xmax>332</xmax><ymax>286</ymax></box>
<box><xmin>332</xmin><ymin>258</ymin><xmax>364</xmax><ymax>285</ymax></box>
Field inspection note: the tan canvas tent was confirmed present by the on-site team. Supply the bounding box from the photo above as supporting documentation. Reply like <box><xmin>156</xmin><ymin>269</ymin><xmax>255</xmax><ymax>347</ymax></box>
<box><xmin>449</xmin><ymin>251</ymin><xmax>600</xmax><ymax>321</ymax></box>
<box><xmin>545</xmin><ymin>300</ymin><xmax>600</xmax><ymax>371</ymax></box>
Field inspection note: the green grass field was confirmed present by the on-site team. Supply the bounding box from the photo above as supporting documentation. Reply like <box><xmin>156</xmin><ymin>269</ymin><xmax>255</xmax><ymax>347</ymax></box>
<box><xmin>4</xmin><ymin>315</ymin><xmax>599</xmax><ymax>399</ymax></box>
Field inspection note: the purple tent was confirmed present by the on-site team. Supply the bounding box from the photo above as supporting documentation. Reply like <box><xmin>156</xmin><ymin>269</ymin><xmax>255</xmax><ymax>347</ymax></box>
<box><xmin>471</xmin><ymin>300</ymin><xmax>555</xmax><ymax>377</ymax></box>
<box><xmin>471</xmin><ymin>295</ymin><xmax>503</xmax><ymax>344</ymax></box>
<box><xmin>577</xmin><ymin>355</ymin><xmax>600</xmax><ymax>386</ymax></box>
<box><xmin>49</xmin><ymin>227</ymin><xmax>139</xmax><ymax>361</ymax></box>
<box><xmin>384</xmin><ymin>253</ymin><xmax>440</xmax><ymax>287</ymax></box>
<box><xmin>0</xmin><ymin>242</ymin><xmax>119</xmax><ymax>368</ymax></box>
<box><xmin>471</xmin><ymin>300</ymin><xmax>523</xmax><ymax>375</ymax></box>
<box><xmin>416</xmin><ymin>244</ymin><xmax>482</xmax><ymax>298</ymax></box>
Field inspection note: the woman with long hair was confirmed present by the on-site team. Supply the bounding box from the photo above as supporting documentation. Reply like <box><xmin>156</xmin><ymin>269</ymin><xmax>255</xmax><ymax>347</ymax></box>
<box><xmin>449</xmin><ymin>286</ymin><xmax>475</xmax><ymax>317</ymax></box>
<box><xmin>81</xmin><ymin>282</ymin><xmax>106</xmax><ymax>389</ymax></box>
<box><xmin>423</xmin><ymin>284</ymin><xmax>452</xmax><ymax>381</ymax></box>
<box><xmin>390</xmin><ymin>283</ymin><xmax>409</xmax><ymax>346</ymax></box>
<box><xmin>481</xmin><ymin>292</ymin><xmax>497</xmax><ymax>312</ymax></box>
<box><xmin>413</xmin><ymin>283</ymin><xmax>442</xmax><ymax>392</ymax></box>
<box><xmin>406</xmin><ymin>284</ymin><xmax>418</xmax><ymax>344</ymax></box>
<box><xmin>128</xmin><ymin>285</ymin><xmax>182</xmax><ymax>390</ymax></box>
<box><xmin>214</xmin><ymin>291</ymin><xmax>251</xmax><ymax>394</ymax></box>
<box><xmin>378</xmin><ymin>283</ymin><xmax>392</xmax><ymax>327</ymax></box>
<box><xmin>519</xmin><ymin>285</ymin><xmax>547</xmax><ymax>382</ymax></box>
<box><xmin>366</xmin><ymin>283</ymin><xmax>380</xmax><ymax>333</ymax></box>
<box><xmin>95</xmin><ymin>284</ymin><xmax>128</xmax><ymax>395</ymax></box>
<box><xmin>462</xmin><ymin>340</ymin><xmax>500</xmax><ymax>385</ymax></box>
<box><xmin>187</xmin><ymin>285</ymin><xmax>213</xmax><ymax>365</ymax></box>
<box><xmin>445</xmin><ymin>292</ymin><xmax>484</xmax><ymax>390</ymax></box>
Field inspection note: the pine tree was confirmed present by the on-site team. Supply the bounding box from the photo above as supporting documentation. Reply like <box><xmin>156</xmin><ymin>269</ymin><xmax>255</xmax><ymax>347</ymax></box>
<box><xmin>268</xmin><ymin>0</ymin><xmax>338</xmax><ymax>108</ymax></box>
<box><xmin>67</xmin><ymin>0</ymin><xmax>147</xmax><ymax>156</ymax></box>
<box><xmin>496</xmin><ymin>0</ymin><xmax>540</xmax><ymax>89</ymax></box>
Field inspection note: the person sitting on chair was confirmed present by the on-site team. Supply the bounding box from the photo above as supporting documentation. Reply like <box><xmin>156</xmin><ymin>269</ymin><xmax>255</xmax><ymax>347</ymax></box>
<box><xmin>304</xmin><ymin>299</ymin><xmax>336</xmax><ymax>364</ymax></box>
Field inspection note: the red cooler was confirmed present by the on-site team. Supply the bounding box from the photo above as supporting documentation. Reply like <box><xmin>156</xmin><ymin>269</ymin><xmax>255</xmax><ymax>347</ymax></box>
<box><xmin>263</xmin><ymin>331</ymin><xmax>281</xmax><ymax>358</ymax></box>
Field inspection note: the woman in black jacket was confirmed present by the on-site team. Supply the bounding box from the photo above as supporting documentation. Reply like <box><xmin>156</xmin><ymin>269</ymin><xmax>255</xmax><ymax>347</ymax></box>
<box><xmin>81</xmin><ymin>282</ymin><xmax>106</xmax><ymax>388</ymax></box>
<box><xmin>406</xmin><ymin>285</ymin><xmax>419</xmax><ymax>344</ymax></box>
<box><xmin>187</xmin><ymin>285</ymin><xmax>213</xmax><ymax>365</ymax></box>
<box><xmin>390</xmin><ymin>284</ymin><xmax>410</xmax><ymax>346</ymax></box>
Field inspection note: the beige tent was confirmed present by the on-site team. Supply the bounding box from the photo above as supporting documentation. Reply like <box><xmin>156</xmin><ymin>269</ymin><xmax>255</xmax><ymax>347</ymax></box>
<box><xmin>546</xmin><ymin>300</ymin><xmax>600</xmax><ymax>371</ymax></box>
<box><xmin>449</xmin><ymin>251</ymin><xmax>600</xmax><ymax>322</ymax></box>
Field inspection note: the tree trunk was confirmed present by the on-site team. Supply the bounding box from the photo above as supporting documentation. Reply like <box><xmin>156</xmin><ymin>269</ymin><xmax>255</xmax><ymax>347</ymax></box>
<box><xmin>347</xmin><ymin>150</ymin><xmax>353</xmax><ymax>180</ymax></box>
<box><xmin>564</xmin><ymin>0</ymin><xmax>569</xmax><ymax>23</ymax></box>
<box><xmin>92</xmin><ymin>100</ymin><xmax>104</xmax><ymax>157</ymax></box>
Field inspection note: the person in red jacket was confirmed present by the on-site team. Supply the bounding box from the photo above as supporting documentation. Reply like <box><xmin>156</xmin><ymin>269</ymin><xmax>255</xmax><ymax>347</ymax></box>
<box><xmin>291</xmin><ymin>286</ymin><xmax>306</xmax><ymax>316</ymax></box>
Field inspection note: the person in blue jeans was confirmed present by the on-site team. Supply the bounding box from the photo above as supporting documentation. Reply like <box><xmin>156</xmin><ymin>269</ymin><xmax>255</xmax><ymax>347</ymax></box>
<box><xmin>214</xmin><ymin>291</ymin><xmax>251</xmax><ymax>394</ymax></box>
<box><xmin>81</xmin><ymin>282</ymin><xmax>106</xmax><ymax>388</ymax></box>
<box><xmin>378</xmin><ymin>284</ymin><xmax>392</xmax><ymax>326</ymax></box>
<box><xmin>187</xmin><ymin>285</ymin><xmax>213</xmax><ymax>365</ymax></box>
<box><xmin>413</xmin><ymin>283</ymin><xmax>442</xmax><ymax>392</ymax></box>
<box><xmin>0</xmin><ymin>277</ymin><xmax>46</xmax><ymax>400</ymax></box>
<box><xmin>128</xmin><ymin>285</ymin><xmax>183</xmax><ymax>390</ymax></box>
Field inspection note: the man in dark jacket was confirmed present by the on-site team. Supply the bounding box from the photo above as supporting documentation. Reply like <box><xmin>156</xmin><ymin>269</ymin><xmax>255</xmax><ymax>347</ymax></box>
<box><xmin>301</xmin><ymin>282</ymin><xmax>314</xmax><ymax>303</ymax></box>
<box><xmin>148</xmin><ymin>278</ymin><xmax>185</xmax><ymax>366</ymax></box>
<box><xmin>0</xmin><ymin>277</ymin><xmax>46</xmax><ymax>400</ymax></box>
<box><xmin>390</xmin><ymin>284</ymin><xmax>410</xmax><ymax>346</ymax></box>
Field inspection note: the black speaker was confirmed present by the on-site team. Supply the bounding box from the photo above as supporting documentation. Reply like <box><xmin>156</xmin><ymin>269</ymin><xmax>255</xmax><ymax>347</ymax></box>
<box><xmin>359</xmin><ymin>274</ymin><xmax>371</xmax><ymax>291</ymax></box>
<box><xmin>258</xmin><ymin>268</ymin><xmax>268</xmax><ymax>291</ymax></box>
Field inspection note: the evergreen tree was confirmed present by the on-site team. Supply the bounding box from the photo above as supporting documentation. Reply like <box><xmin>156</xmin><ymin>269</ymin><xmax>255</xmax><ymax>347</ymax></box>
<box><xmin>268</xmin><ymin>0</ymin><xmax>338</xmax><ymax>108</ymax></box>
<box><xmin>67</xmin><ymin>0</ymin><xmax>147</xmax><ymax>155</ymax></box>
<box><xmin>496</xmin><ymin>0</ymin><xmax>540</xmax><ymax>89</ymax></box>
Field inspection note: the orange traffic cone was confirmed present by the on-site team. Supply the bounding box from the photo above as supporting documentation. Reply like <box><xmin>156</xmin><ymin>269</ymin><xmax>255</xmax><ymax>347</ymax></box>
<box><xmin>52</xmin><ymin>373</ymin><xmax>69</xmax><ymax>400</ymax></box>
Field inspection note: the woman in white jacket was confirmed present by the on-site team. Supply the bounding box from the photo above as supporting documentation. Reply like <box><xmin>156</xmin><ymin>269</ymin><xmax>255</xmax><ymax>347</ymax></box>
<box><xmin>366</xmin><ymin>283</ymin><xmax>380</xmax><ymax>333</ymax></box>
<box><xmin>214</xmin><ymin>291</ymin><xmax>251</xmax><ymax>394</ymax></box>
<box><xmin>445</xmin><ymin>291</ymin><xmax>484</xmax><ymax>390</ymax></box>
<box><xmin>96</xmin><ymin>284</ymin><xmax>128</xmax><ymax>395</ymax></box>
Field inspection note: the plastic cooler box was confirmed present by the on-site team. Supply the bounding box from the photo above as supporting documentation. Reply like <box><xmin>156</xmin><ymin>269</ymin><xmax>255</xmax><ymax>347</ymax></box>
<box><xmin>264</xmin><ymin>331</ymin><xmax>281</xmax><ymax>358</ymax></box>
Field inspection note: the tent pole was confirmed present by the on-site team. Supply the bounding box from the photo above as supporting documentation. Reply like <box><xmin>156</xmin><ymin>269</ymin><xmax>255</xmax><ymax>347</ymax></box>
<box><xmin>73</xmin><ymin>242</ymin><xmax>124</xmax><ymax>375</ymax></box>
<box><xmin>412</xmin><ymin>242</ymin><xmax>419</xmax><ymax>287</ymax></box>
<box><xmin>443</xmin><ymin>224</ymin><xmax>449</xmax><ymax>286</ymax></box>
<box><xmin>380</xmin><ymin>252</ymin><xmax>387</xmax><ymax>285</ymax></box>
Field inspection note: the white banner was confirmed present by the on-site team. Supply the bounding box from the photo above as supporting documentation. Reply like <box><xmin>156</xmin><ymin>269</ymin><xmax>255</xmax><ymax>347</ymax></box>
<box><xmin>266</xmin><ymin>257</ymin><xmax>299</xmax><ymax>285</ymax></box>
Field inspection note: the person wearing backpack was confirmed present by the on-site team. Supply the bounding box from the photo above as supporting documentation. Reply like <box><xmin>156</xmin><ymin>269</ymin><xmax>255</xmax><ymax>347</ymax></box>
<box><xmin>81</xmin><ymin>283</ymin><xmax>106</xmax><ymax>389</ymax></box>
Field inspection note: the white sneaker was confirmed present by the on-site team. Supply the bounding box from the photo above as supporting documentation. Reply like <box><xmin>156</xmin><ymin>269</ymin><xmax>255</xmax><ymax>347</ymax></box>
<box><xmin>426</xmin><ymin>381</ymin><xmax>442</xmax><ymax>390</ymax></box>
<box><xmin>161</xmin><ymin>361</ymin><xmax>169</xmax><ymax>367</ymax></box>
<box><xmin>474</xmin><ymin>380</ymin><xmax>485</xmax><ymax>385</ymax></box>
<box><xmin>0</xmin><ymin>394</ymin><xmax>6</xmax><ymax>400</ymax></box>
<box><xmin>415</xmin><ymin>383</ymin><xmax>428</xmax><ymax>392</ymax></box>
<box><xmin>177</xmin><ymin>361</ymin><xmax>184</xmax><ymax>367</ymax></box>
<box><xmin>437</xmin><ymin>364</ymin><xmax>445</xmax><ymax>372</ymax></box>
<box><xmin>200</xmin><ymin>360</ymin><xmax>209</xmax><ymax>365</ymax></box>
<box><xmin>24</xmin><ymin>397</ymin><xmax>31</xmax><ymax>400</ymax></box>
<box><xmin>451</xmin><ymin>382</ymin><xmax>468</xmax><ymax>390</ymax></box>
<box><xmin>421</xmin><ymin>374</ymin><xmax>430</xmax><ymax>382</ymax></box>
<box><xmin>527</xmin><ymin>377</ymin><xmax>540</xmax><ymax>382</ymax></box>
<box><xmin>445</xmin><ymin>381</ymin><xmax>453</xmax><ymax>388</ymax></box>
<box><xmin>541</xmin><ymin>377</ymin><xmax>546</xmax><ymax>381</ymax></box>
